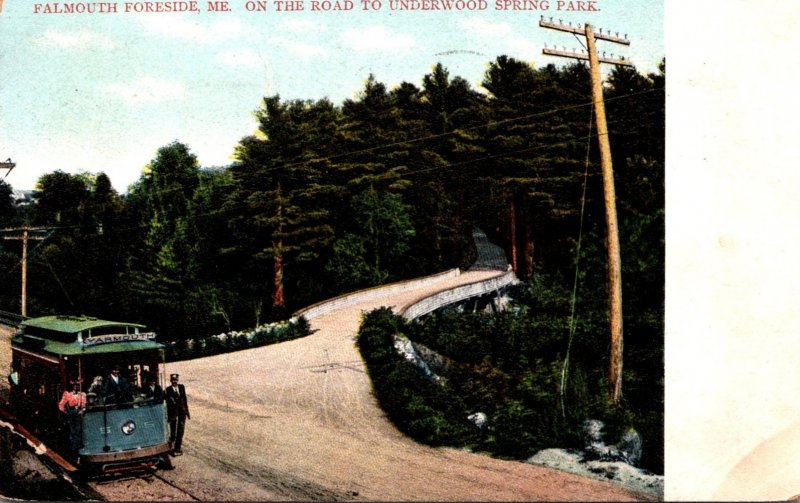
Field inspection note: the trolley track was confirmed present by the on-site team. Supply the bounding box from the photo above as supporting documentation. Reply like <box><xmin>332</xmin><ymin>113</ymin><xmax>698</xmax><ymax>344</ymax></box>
<box><xmin>149</xmin><ymin>471</ymin><xmax>203</xmax><ymax>501</ymax></box>
<box><xmin>86</xmin><ymin>470</ymin><xmax>203</xmax><ymax>501</ymax></box>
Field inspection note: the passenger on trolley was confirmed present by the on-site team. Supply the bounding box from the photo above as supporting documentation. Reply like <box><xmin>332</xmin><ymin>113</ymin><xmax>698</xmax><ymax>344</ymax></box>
<box><xmin>143</xmin><ymin>373</ymin><xmax>164</xmax><ymax>402</ymax></box>
<box><xmin>103</xmin><ymin>365</ymin><xmax>133</xmax><ymax>403</ymax></box>
<box><xmin>58</xmin><ymin>379</ymin><xmax>86</xmax><ymax>451</ymax></box>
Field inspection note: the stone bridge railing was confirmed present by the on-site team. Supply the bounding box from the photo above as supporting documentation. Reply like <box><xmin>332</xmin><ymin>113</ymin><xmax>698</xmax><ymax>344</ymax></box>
<box><xmin>400</xmin><ymin>269</ymin><xmax>519</xmax><ymax>321</ymax></box>
<box><xmin>293</xmin><ymin>269</ymin><xmax>461</xmax><ymax>321</ymax></box>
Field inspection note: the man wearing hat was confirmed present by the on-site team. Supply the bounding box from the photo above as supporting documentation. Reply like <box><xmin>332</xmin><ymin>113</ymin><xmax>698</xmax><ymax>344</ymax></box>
<box><xmin>103</xmin><ymin>364</ymin><xmax>133</xmax><ymax>403</ymax></box>
<box><xmin>165</xmin><ymin>373</ymin><xmax>190</xmax><ymax>455</ymax></box>
<box><xmin>143</xmin><ymin>373</ymin><xmax>164</xmax><ymax>402</ymax></box>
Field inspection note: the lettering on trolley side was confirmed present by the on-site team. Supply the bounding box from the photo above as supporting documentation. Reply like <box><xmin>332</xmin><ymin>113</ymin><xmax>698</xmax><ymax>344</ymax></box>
<box><xmin>82</xmin><ymin>332</ymin><xmax>157</xmax><ymax>346</ymax></box>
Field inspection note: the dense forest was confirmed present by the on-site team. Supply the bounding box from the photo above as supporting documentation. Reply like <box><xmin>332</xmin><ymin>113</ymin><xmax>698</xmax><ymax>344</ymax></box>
<box><xmin>0</xmin><ymin>58</ymin><xmax>663</xmax><ymax>466</ymax></box>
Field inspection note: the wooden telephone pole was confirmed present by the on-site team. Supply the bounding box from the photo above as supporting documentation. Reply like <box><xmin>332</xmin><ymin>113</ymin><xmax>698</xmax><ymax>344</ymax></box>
<box><xmin>540</xmin><ymin>17</ymin><xmax>631</xmax><ymax>404</ymax></box>
<box><xmin>0</xmin><ymin>158</ymin><xmax>15</xmax><ymax>181</ymax></box>
<box><xmin>2</xmin><ymin>226</ymin><xmax>47</xmax><ymax>317</ymax></box>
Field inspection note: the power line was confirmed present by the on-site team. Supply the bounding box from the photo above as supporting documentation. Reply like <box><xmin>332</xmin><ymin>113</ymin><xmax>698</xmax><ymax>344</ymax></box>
<box><xmin>0</xmin><ymin>107</ymin><xmax>663</xmax><ymax>242</ymax></box>
<box><xmin>275</xmin><ymin>88</ymin><xmax>662</xmax><ymax>171</ymax></box>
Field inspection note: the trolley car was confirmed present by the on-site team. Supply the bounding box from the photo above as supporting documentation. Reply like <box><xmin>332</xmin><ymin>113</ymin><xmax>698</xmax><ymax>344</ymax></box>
<box><xmin>6</xmin><ymin>315</ymin><xmax>172</xmax><ymax>474</ymax></box>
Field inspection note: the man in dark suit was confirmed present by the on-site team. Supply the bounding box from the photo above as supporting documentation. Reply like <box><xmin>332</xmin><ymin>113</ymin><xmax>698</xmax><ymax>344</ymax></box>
<box><xmin>165</xmin><ymin>373</ymin><xmax>190</xmax><ymax>455</ymax></box>
<box><xmin>143</xmin><ymin>373</ymin><xmax>164</xmax><ymax>402</ymax></box>
<box><xmin>103</xmin><ymin>365</ymin><xmax>133</xmax><ymax>403</ymax></box>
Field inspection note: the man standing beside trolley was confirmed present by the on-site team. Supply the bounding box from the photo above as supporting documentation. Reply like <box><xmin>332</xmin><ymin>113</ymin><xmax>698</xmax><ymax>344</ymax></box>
<box><xmin>165</xmin><ymin>373</ymin><xmax>190</xmax><ymax>455</ymax></box>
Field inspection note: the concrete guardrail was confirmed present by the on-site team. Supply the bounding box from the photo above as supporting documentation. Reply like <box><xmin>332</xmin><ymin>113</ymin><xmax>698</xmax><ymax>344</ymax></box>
<box><xmin>293</xmin><ymin>269</ymin><xmax>461</xmax><ymax>321</ymax></box>
<box><xmin>400</xmin><ymin>270</ymin><xmax>519</xmax><ymax>320</ymax></box>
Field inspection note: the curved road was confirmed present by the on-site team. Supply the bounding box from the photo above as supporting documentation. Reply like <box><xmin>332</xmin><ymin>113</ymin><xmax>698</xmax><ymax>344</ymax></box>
<box><xmin>3</xmin><ymin>271</ymin><xmax>651</xmax><ymax>501</ymax></box>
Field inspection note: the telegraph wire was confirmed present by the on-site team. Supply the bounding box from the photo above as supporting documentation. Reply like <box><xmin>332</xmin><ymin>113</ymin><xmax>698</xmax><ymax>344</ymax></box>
<box><xmin>276</xmin><ymin>87</ymin><xmax>663</xmax><ymax>171</ymax></box>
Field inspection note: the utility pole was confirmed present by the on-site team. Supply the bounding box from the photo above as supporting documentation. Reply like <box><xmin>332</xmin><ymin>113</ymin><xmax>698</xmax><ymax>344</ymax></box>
<box><xmin>540</xmin><ymin>17</ymin><xmax>630</xmax><ymax>405</ymax></box>
<box><xmin>0</xmin><ymin>158</ymin><xmax>15</xmax><ymax>181</ymax></box>
<box><xmin>2</xmin><ymin>226</ymin><xmax>47</xmax><ymax>317</ymax></box>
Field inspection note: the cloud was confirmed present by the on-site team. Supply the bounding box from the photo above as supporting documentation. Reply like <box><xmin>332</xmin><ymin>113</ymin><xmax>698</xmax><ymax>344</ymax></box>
<box><xmin>506</xmin><ymin>36</ymin><xmax>538</xmax><ymax>59</ymax></box>
<box><xmin>215</xmin><ymin>48</ymin><xmax>265</xmax><ymax>68</ymax></box>
<box><xmin>459</xmin><ymin>18</ymin><xmax>513</xmax><ymax>38</ymax></box>
<box><xmin>340</xmin><ymin>26</ymin><xmax>415</xmax><ymax>53</ymax></box>
<box><xmin>101</xmin><ymin>76</ymin><xmax>186</xmax><ymax>104</ymax></box>
<box><xmin>281</xmin><ymin>18</ymin><xmax>326</xmax><ymax>33</ymax></box>
<box><xmin>34</xmin><ymin>30</ymin><xmax>115</xmax><ymax>50</ymax></box>
<box><xmin>135</xmin><ymin>14</ymin><xmax>253</xmax><ymax>43</ymax></box>
<box><xmin>276</xmin><ymin>38</ymin><xmax>329</xmax><ymax>59</ymax></box>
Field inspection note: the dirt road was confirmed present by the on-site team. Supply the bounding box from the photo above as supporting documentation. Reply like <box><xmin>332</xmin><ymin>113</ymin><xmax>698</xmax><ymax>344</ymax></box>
<box><xmin>2</xmin><ymin>271</ymin><xmax>652</xmax><ymax>500</ymax></box>
<box><xmin>150</xmin><ymin>270</ymin><xmax>650</xmax><ymax>501</ymax></box>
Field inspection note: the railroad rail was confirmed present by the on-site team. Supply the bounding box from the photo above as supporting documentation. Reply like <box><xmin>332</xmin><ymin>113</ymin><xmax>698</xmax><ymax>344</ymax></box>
<box><xmin>87</xmin><ymin>471</ymin><xmax>202</xmax><ymax>501</ymax></box>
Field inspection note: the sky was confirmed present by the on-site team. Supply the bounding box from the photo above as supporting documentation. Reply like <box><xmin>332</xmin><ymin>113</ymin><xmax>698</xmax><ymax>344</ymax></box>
<box><xmin>0</xmin><ymin>0</ymin><xmax>663</xmax><ymax>192</ymax></box>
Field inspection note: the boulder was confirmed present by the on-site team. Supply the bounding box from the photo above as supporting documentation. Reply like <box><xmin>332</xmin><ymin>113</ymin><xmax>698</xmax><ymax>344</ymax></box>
<box><xmin>392</xmin><ymin>335</ymin><xmax>439</xmax><ymax>382</ymax></box>
<box><xmin>467</xmin><ymin>412</ymin><xmax>487</xmax><ymax>430</ymax></box>
<box><xmin>527</xmin><ymin>448</ymin><xmax>663</xmax><ymax>499</ymax></box>
<box><xmin>581</xmin><ymin>419</ymin><xmax>642</xmax><ymax>466</ymax></box>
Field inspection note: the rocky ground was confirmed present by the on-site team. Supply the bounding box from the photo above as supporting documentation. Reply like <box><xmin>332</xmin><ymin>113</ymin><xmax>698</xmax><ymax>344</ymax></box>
<box><xmin>527</xmin><ymin>449</ymin><xmax>663</xmax><ymax>499</ymax></box>
<box><xmin>0</xmin><ymin>271</ymin><xmax>658</xmax><ymax>501</ymax></box>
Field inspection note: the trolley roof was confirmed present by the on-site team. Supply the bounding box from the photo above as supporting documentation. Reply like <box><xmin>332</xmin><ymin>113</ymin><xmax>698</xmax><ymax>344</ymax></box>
<box><xmin>14</xmin><ymin>338</ymin><xmax>164</xmax><ymax>356</ymax></box>
<box><xmin>14</xmin><ymin>315</ymin><xmax>162</xmax><ymax>356</ymax></box>
<box><xmin>21</xmin><ymin>315</ymin><xmax>146</xmax><ymax>334</ymax></box>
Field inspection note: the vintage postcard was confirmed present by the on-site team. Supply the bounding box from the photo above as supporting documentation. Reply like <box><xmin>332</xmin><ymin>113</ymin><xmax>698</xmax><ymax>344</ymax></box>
<box><xmin>0</xmin><ymin>0</ymin><xmax>675</xmax><ymax>500</ymax></box>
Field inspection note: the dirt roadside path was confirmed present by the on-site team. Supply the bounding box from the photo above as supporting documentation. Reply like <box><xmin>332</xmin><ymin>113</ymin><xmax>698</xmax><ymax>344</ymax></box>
<box><xmin>1</xmin><ymin>271</ymin><xmax>653</xmax><ymax>501</ymax></box>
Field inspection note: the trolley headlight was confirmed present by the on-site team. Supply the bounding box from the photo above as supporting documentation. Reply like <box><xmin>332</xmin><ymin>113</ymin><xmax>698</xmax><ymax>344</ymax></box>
<box><xmin>121</xmin><ymin>420</ymin><xmax>136</xmax><ymax>435</ymax></box>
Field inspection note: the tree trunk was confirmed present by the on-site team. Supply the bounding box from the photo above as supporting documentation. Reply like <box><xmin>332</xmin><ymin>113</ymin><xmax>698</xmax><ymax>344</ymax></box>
<box><xmin>272</xmin><ymin>242</ymin><xmax>285</xmax><ymax>308</ymax></box>
<box><xmin>272</xmin><ymin>188</ymin><xmax>285</xmax><ymax>309</ymax></box>
<box><xmin>524</xmin><ymin>220</ymin><xmax>534</xmax><ymax>279</ymax></box>
<box><xmin>508</xmin><ymin>193</ymin><xmax>517</xmax><ymax>273</ymax></box>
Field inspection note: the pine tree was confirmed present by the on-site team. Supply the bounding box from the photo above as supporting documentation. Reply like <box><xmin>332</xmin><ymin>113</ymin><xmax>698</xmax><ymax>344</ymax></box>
<box><xmin>232</xmin><ymin>96</ymin><xmax>339</xmax><ymax>313</ymax></box>
<box><xmin>481</xmin><ymin>57</ymin><xmax>591</xmax><ymax>277</ymax></box>
<box><xmin>415</xmin><ymin>63</ymin><xmax>488</xmax><ymax>269</ymax></box>
<box><xmin>336</xmin><ymin>75</ymin><xmax>412</xmax><ymax>196</ymax></box>
<box><xmin>125</xmin><ymin>142</ymin><xmax>203</xmax><ymax>340</ymax></box>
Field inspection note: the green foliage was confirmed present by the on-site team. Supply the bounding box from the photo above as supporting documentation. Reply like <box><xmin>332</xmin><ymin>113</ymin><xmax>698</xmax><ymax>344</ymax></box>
<box><xmin>326</xmin><ymin>187</ymin><xmax>416</xmax><ymax>288</ymax></box>
<box><xmin>2</xmin><ymin>58</ymin><xmax>663</xmax><ymax>317</ymax></box>
<box><xmin>34</xmin><ymin>171</ymin><xmax>91</xmax><ymax>226</ymax></box>
<box><xmin>231</xmin><ymin>96</ymin><xmax>339</xmax><ymax>309</ymax></box>
<box><xmin>324</xmin><ymin>233</ymin><xmax>373</xmax><ymax>290</ymax></box>
<box><xmin>0</xmin><ymin>181</ymin><xmax>16</xmax><ymax>226</ymax></box>
<box><xmin>357</xmin><ymin>308</ymin><xmax>475</xmax><ymax>446</ymax></box>
<box><xmin>357</xmin><ymin>267</ymin><xmax>663</xmax><ymax>474</ymax></box>
<box><xmin>0</xmin><ymin>248</ymin><xmax>20</xmax><ymax>310</ymax></box>
<box><xmin>124</xmin><ymin>142</ymin><xmax>205</xmax><ymax>340</ymax></box>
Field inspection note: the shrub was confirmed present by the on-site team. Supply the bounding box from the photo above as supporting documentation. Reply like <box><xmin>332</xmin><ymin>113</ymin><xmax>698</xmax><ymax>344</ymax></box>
<box><xmin>165</xmin><ymin>315</ymin><xmax>312</xmax><ymax>362</ymax></box>
<box><xmin>355</xmin><ymin>271</ymin><xmax>663</xmax><ymax>475</ymax></box>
